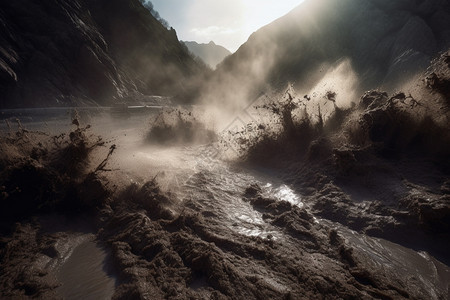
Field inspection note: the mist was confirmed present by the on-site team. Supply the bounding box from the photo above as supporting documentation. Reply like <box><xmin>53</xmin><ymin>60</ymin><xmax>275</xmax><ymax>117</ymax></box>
<box><xmin>197</xmin><ymin>0</ymin><xmax>449</xmax><ymax>128</ymax></box>
<box><xmin>1</xmin><ymin>0</ymin><xmax>450</xmax><ymax>299</ymax></box>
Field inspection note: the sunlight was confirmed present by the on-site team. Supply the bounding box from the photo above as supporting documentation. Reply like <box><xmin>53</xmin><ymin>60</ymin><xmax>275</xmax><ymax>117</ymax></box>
<box><xmin>307</xmin><ymin>59</ymin><xmax>360</xmax><ymax>109</ymax></box>
<box><xmin>151</xmin><ymin>0</ymin><xmax>304</xmax><ymax>52</ymax></box>
<box><xmin>274</xmin><ymin>185</ymin><xmax>303</xmax><ymax>207</ymax></box>
<box><xmin>242</xmin><ymin>0</ymin><xmax>304</xmax><ymax>33</ymax></box>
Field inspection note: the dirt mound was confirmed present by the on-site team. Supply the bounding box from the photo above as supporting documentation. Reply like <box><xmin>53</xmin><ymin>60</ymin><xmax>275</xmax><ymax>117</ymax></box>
<box><xmin>0</xmin><ymin>117</ymin><xmax>117</xmax><ymax>298</ymax></box>
<box><xmin>0</xmin><ymin>222</ymin><xmax>60</xmax><ymax>299</ymax></box>
<box><xmin>146</xmin><ymin>107</ymin><xmax>216</xmax><ymax>145</ymax></box>
<box><xmin>0</xmin><ymin>119</ymin><xmax>114</xmax><ymax>231</ymax></box>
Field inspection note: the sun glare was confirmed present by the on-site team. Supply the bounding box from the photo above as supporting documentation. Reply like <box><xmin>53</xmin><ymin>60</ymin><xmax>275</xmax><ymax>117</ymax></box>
<box><xmin>151</xmin><ymin>0</ymin><xmax>304</xmax><ymax>52</ymax></box>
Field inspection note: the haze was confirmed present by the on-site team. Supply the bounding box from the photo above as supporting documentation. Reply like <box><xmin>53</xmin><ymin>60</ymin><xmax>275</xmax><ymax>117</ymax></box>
<box><xmin>151</xmin><ymin>0</ymin><xmax>304</xmax><ymax>52</ymax></box>
<box><xmin>1</xmin><ymin>0</ymin><xmax>450</xmax><ymax>299</ymax></box>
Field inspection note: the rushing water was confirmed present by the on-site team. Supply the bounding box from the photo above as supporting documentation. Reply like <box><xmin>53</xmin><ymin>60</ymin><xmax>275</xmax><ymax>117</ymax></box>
<box><xmin>128</xmin><ymin>141</ymin><xmax>450</xmax><ymax>299</ymax></box>
<box><xmin>335</xmin><ymin>224</ymin><xmax>450</xmax><ymax>298</ymax></box>
<box><xmin>3</xmin><ymin>109</ymin><xmax>449</xmax><ymax>299</ymax></box>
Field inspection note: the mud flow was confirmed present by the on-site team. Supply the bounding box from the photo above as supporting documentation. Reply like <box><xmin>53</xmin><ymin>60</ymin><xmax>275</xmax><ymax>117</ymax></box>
<box><xmin>57</xmin><ymin>235</ymin><xmax>116</xmax><ymax>299</ymax></box>
<box><xmin>0</xmin><ymin>89</ymin><xmax>449</xmax><ymax>299</ymax></box>
<box><xmin>107</xmin><ymin>131</ymin><xmax>449</xmax><ymax>299</ymax></box>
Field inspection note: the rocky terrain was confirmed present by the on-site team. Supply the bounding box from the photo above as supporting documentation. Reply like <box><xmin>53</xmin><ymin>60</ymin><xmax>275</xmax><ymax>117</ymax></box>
<box><xmin>0</xmin><ymin>0</ymin><xmax>206</xmax><ymax>108</ymax></box>
<box><xmin>183</xmin><ymin>41</ymin><xmax>231</xmax><ymax>69</ymax></box>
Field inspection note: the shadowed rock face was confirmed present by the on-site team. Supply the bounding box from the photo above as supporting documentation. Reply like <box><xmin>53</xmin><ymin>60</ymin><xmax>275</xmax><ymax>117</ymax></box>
<box><xmin>208</xmin><ymin>0</ymin><xmax>450</xmax><ymax>106</ymax></box>
<box><xmin>0</xmin><ymin>0</ymin><xmax>205</xmax><ymax>108</ymax></box>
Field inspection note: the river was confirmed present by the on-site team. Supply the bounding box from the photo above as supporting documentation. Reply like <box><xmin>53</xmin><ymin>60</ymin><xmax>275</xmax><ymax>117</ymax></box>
<box><xmin>1</xmin><ymin>107</ymin><xmax>449</xmax><ymax>299</ymax></box>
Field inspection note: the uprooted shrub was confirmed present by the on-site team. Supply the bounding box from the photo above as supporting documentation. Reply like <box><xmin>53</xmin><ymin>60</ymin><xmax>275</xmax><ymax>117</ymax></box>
<box><xmin>0</xmin><ymin>117</ymin><xmax>115</xmax><ymax>230</ymax></box>
<box><xmin>146</xmin><ymin>107</ymin><xmax>216</xmax><ymax>145</ymax></box>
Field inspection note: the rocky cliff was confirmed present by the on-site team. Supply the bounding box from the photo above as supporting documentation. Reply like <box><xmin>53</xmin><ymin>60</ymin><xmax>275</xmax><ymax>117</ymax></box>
<box><xmin>205</xmin><ymin>0</ymin><xmax>450</xmax><ymax>107</ymax></box>
<box><xmin>0</xmin><ymin>0</ymin><xmax>206</xmax><ymax>108</ymax></box>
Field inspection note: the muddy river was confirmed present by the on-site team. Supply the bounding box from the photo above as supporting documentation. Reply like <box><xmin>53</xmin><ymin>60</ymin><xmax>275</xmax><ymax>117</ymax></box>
<box><xmin>1</xmin><ymin>108</ymin><xmax>449</xmax><ymax>299</ymax></box>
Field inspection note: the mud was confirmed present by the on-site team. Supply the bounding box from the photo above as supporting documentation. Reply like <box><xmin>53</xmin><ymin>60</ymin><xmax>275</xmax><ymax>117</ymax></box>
<box><xmin>0</xmin><ymin>214</ymin><xmax>110</xmax><ymax>299</ymax></box>
<box><xmin>0</xmin><ymin>222</ymin><xmax>60</xmax><ymax>299</ymax></box>
<box><xmin>235</xmin><ymin>52</ymin><xmax>450</xmax><ymax>264</ymax></box>
<box><xmin>1</xmin><ymin>53</ymin><xmax>450</xmax><ymax>299</ymax></box>
<box><xmin>1</xmin><ymin>117</ymin><xmax>449</xmax><ymax>299</ymax></box>
<box><xmin>97</xmin><ymin>177</ymin><xmax>448</xmax><ymax>299</ymax></box>
<box><xmin>146</xmin><ymin>107</ymin><xmax>216</xmax><ymax>145</ymax></box>
<box><xmin>0</xmin><ymin>120</ymin><xmax>112</xmax><ymax>230</ymax></box>
<box><xmin>0</xmin><ymin>117</ymin><xmax>115</xmax><ymax>298</ymax></box>
<box><xmin>57</xmin><ymin>236</ymin><xmax>116</xmax><ymax>299</ymax></box>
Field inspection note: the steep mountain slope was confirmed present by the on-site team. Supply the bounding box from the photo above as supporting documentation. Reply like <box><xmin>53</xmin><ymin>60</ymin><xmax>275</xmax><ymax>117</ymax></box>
<box><xmin>0</xmin><ymin>0</ymin><xmax>206</xmax><ymax>108</ymax></box>
<box><xmin>183</xmin><ymin>41</ymin><xmax>231</xmax><ymax>69</ymax></box>
<box><xmin>204</xmin><ymin>0</ymin><xmax>450</xmax><ymax>108</ymax></box>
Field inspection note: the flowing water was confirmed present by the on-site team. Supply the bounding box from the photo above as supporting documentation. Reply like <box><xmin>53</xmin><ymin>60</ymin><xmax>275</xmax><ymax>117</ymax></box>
<box><xmin>2</xmin><ymin>110</ymin><xmax>449</xmax><ymax>299</ymax></box>
<box><xmin>118</xmin><ymin>136</ymin><xmax>450</xmax><ymax>299</ymax></box>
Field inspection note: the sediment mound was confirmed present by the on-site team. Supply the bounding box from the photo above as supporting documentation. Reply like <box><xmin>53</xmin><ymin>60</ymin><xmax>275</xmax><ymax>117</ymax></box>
<box><xmin>146</xmin><ymin>107</ymin><xmax>216</xmax><ymax>145</ymax></box>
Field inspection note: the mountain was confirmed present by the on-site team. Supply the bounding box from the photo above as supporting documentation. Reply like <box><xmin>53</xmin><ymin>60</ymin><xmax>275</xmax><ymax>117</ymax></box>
<box><xmin>183</xmin><ymin>41</ymin><xmax>231</xmax><ymax>69</ymax></box>
<box><xmin>204</xmin><ymin>0</ymin><xmax>450</xmax><ymax>108</ymax></box>
<box><xmin>0</xmin><ymin>0</ymin><xmax>206</xmax><ymax>108</ymax></box>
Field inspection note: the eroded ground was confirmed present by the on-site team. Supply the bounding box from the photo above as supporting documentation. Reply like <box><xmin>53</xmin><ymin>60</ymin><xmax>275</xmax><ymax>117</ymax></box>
<box><xmin>1</xmin><ymin>53</ymin><xmax>450</xmax><ymax>299</ymax></box>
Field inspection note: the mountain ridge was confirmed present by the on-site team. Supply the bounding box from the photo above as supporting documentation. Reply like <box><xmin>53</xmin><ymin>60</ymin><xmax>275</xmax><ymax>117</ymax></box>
<box><xmin>0</xmin><ymin>0</ymin><xmax>206</xmax><ymax>108</ymax></box>
<box><xmin>205</xmin><ymin>0</ymin><xmax>450</xmax><ymax>108</ymax></box>
<box><xmin>183</xmin><ymin>40</ymin><xmax>231</xmax><ymax>69</ymax></box>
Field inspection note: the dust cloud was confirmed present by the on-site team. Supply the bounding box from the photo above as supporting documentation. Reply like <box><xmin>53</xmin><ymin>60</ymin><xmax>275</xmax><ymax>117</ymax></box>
<box><xmin>1</xmin><ymin>0</ymin><xmax>450</xmax><ymax>299</ymax></box>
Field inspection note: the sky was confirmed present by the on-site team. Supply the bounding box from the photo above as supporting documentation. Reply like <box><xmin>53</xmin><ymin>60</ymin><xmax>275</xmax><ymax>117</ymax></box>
<box><xmin>151</xmin><ymin>0</ymin><xmax>304</xmax><ymax>52</ymax></box>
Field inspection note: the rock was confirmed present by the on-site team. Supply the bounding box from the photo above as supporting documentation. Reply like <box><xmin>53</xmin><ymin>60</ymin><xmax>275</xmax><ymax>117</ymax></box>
<box><xmin>243</xmin><ymin>184</ymin><xmax>262</xmax><ymax>198</ymax></box>
<box><xmin>0</xmin><ymin>0</ymin><xmax>206</xmax><ymax>108</ymax></box>
<box><xmin>359</xmin><ymin>90</ymin><xmax>388</xmax><ymax>110</ymax></box>
<box><xmin>208</xmin><ymin>0</ymin><xmax>450</xmax><ymax>107</ymax></box>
